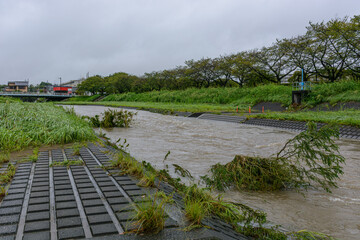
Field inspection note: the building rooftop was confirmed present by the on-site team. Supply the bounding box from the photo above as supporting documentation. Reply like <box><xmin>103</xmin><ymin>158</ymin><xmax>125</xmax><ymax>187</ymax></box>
<box><xmin>8</xmin><ymin>81</ymin><xmax>29</xmax><ymax>86</ymax></box>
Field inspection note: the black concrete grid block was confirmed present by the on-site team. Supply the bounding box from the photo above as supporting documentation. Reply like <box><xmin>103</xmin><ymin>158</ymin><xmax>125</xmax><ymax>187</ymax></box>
<box><xmin>97</xmin><ymin>181</ymin><xmax>114</xmax><ymax>187</ymax></box>
<box><xmin>99</xmin><ymin>186</ymin><xmax>119</xmax><ymax>192</ymax></box>
<box><xmin>84</xmin><ymin>206</ymin><xmax>107</xmax><ymax>215</ymax></box>
<box><xmin>53</xmin><ymin>173</ymin><xmax>68</xmax><ymax>178</ymax></box>
<box><xmin>31</xmin><ymin>181</ymin><xmax>49</xmax><ymax>187</ymax></box>
<box><xmin>30</xmin><ymin>191</ymin><xmax>49</xmax><ymax>198</ymax></box>
<box><xmin>0</xmin><ymin>224</ymin><xmax>17</xmax><ymax>236</ymax></box>
<box><xmin>122</xmin><ymin>185</ymin><xmax>140</xmax><ymax>191</ymax></box>
<box><xmin>56</xmin><ymin>201</ymin><xmax>77</xmax><ymax>210</ymax></box>
<box><xmin>113</xmin><ymin>175</ymin><xmax>131</xmax><ymax>181</ymax></box>
<box><xmin>115</xmin><ymin>180</ymin><xmax>135</xmax><ymax>185</ymax></box>
<box><xmin>54</xmin><ymin>189</ymin><xmax>74</xmax><ymax>196</ymax></box>
<box><xmin>34</xmin><ymin>173</ymin><xmax>48</xmax><ymax>177</ymax></box>
<box><xmin>6</xmin><ymin>188</ymin><xmax>25</xmax><ymax>195</ymax></box>
<box><xmin>24</xmin><ymin>220</ymin><xmax>50</xmax><ymax>232</ymax></box>
<box><xmin>79</xmin><ymin>193</ymin><xmax>100</xmax><ymax>200</ymax></box>
<box><xmin>7</xmin><ymin>183</ymin><xmax>27</xmax><ymax>189</ymax></box>
<box><xmin>54</xmin><ymin>184</ymin><xmax>72</xmax><ymax>190</ymax></box>
<box><xmin>87</xmin><ymin>213</ymin><xmax>112</xmax><ymax>224</ymax></box>
<box><xmin>0</xmin><ymin>235</ymin><xmax>15</xmax><ymax>240</ymax></box>
<box><xmin>0</xmin><ymin>206</ymin><xmax>22</xmax><ymax>216</ymax></box>
<box><xmin>54</xmin><ymin>180</ymin><xmax>70</xmax><ymax>185</ymax></box>
<box><xmin>92</xmin><ymin>174</ymin><xmax>108</xmax><ymax>179</ymax></box>
<box><xmin>102</xmin><ymin>191</ymin><xmax>122</xmax><ymax>198</ymax></box>
<box><xmin>53</xmin><ymin>168</ymin><xmax>67</xmax><ymax>173</ymax></box>
<box><xmin>76</xmin><ymin>183</ymin><xmax>94</xmax><ymax>188</ymax></box>
<box><xmin>31</xmin><ymin>186</ymin><xmax>49</xmax><ymax>192</ymax></box>
<box><xmin>115</xmin><ymin>211</ymin><xmax>135</xmax><ymax>221</ymax></box>
<box><xmin>55</xmin><ymin>196</ymin><xmax>76</xmax><ymax>204</ymax></box>
<box><xmin>23</xmin><ymin>231</ymin><xmax>50</xmax><ymax>240</ymax></box>
<box><xmin>125</xmin><ymin>190</ymin><xmax>145</xmax><ymax>196</ymax></box>
<box><xmin>73</xmin><ymin>179</ymin><xmax>90</xmax><ymax>184</ymax></box>
<box><xmin>0</xmin><ymin>199</ymin><xmax>23</xmax><ymax>207</ymax></box>
<box><xmin>90</xmin><ymin>223</ymin><xmax>118</xmax><ymax>236</ymax></box>
<box><xmin>26</xmin><ymin>211</ymin><xmax>50</xmax><ymax>221</ymax></box>
<box><xmin>29</xmin><ymin>197</ymin><xmax>49</xmax><ymax>205</ymax></box>
<box><xmin>32</xmin><ymin>177</ymin><xmax>49</xmax><ymax>183</ymax></box>
<box><xmin>106</xmin><ymin>197</ymin><xmax>129</xmax><ymax>205</ymax></box>
<box><xmin>10</xmin><ymin>179</ymin><xmax>28</xmax><ymax>185</ymax></box>
<box><xmin>52</xmin><ymin>176</ymin><xmax>69</xmax><ymax>181</ymax></box>
<box><xmin>27</xmin><ymin>203</ymin><xmax>49</xmax><ymax>213</ymax></box>
<box><xmin>81</xmin><ymin>199</ymin><xmax>103</xmax><ymax>207</ymax></box>
<box><xmin>111</xmin><ymin>204</ymin><xmax>133</xmax><ymax>213</ymax></box>
<box><xmin>58</xmin><ymin>226</ymin><xmax>85</xmax><ymax>240</ymax></box>
<box><xmin>57</xmin><ymin>216</ymin><xmax>82</xmax><ymax>228</ymax></box>
<box><xmin>0</xmin><ymin>214</ymin><xmax>19</xmax><ymax>225</ymax></box>
<box><xmin>73</xmin><ymin>175</ymin><xmax>89</xmax><ymax>180</ymax></box>
<box><xmin>56</xmin><ymin>208</ymin><xmax>80</xmax><ymax>218</ymax></box>
<box><xmin>77</xmin><ymin>187</ymin><xmax>97</xmax><ymax>194</ymax></box>
<box><xmin>93</xmin><ymin>177</ymin><xmax>111</xmax><ymax>183</ymax></box>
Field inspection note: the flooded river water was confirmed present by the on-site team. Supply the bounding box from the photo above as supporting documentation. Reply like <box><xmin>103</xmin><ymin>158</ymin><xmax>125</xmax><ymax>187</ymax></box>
<box><xmin>68</xmin><ymin>105</ymin><xmax>360</xmax><ymax>240</ymax></box>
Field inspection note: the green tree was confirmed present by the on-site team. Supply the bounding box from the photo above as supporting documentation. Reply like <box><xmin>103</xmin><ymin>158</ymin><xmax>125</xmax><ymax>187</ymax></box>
<box><xmin>77</xmin><ymin>75</ymin><xmax>105</xmax><ymax>95</ymax></box>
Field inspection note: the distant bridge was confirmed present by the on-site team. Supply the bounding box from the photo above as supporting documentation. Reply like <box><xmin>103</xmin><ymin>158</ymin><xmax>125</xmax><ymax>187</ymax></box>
<box><xmin>0</xmin><ymin>92</ymin><xmax>73</xmax><ymax>101</ymax></box>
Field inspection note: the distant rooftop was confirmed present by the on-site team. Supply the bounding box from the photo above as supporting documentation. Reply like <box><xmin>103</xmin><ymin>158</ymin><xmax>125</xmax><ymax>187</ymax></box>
<box><xmin>8</xmin><ymin>80</ymin><xmax>29</xmax><ymax>86</ymax></box>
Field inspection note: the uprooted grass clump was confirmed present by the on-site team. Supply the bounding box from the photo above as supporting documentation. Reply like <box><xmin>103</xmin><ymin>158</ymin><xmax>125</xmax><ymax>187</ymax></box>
<box><xmin>130</xmin><ymin>195</ymin><xmax>167</xmax><ymax>234</ymax></box>
<box><xmin>85</xmin><ymin>109</ymin><xmax>136</xmax><ymax>128</ymax></box>
<box><xmin>202</xmin><ymin>122</ymin><xmax>345</xmax><ymax>193</ymax></box>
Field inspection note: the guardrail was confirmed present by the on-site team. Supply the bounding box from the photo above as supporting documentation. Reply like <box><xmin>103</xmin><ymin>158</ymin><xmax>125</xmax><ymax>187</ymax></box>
<box><xmin>292</xmin><ymin>82</ymin><xmax>312</xmax><ymax>91</ymax></box>
<box><xmin>0</xmin><ymin>92</ymin><xmax>74</xmax><ymax>97</ymax></box>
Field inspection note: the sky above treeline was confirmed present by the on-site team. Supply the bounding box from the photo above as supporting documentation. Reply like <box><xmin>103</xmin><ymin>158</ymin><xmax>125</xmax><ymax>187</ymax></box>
<box><xmin>1</xmin><ymin>0</ymin><xmax>360</xmax><ymax>85</ymax></box>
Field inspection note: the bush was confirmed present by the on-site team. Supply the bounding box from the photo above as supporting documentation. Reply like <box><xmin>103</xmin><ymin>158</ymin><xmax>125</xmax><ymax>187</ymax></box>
<box><xmin>202</xmin><ymin>122</ymin><xmax>345</xmax><ymax>192</ymax></box>
<box><xmin>86</xmin><ymin>109</ymin><xmax>136</xmax><ymax>128</ymax></box>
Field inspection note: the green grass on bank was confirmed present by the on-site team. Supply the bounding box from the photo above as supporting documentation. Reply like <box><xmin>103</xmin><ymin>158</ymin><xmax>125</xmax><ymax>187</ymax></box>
<box><xmin>102</xmin><ymin>84</ymin><xmax>293</xmax><ymax>106</ymax></box>
<box><xmin>60</xmin><ymin>101</ymin><xmax>242</xmax><ymax>113</ymax></box>
<box><xmin>64</xmin><ymin>94</ymin><xmax>100</xmax><ymax>102</ymax></box>
<box><xmin>0</xmin><ymin>102</ymin><xmax>96</xmax><ymax>153</ymax></box>
<box><xmin>69</xmin><ymin>80</ymin><xmax>360</xmax><ymax>108</ymax></box>
<box><xmin>254</xmin><ymin>109</ymin><xmax>360</xmax><ymax>127</ymax></box>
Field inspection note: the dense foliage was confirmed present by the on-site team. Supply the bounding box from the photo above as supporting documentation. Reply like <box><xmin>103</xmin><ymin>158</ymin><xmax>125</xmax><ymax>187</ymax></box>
<box><xmin>0</xmin><ymin>102</ymin><xmax>96</xmax><ymax>153</ymax></box>
<box><xmin>85</xmin><ymin>109</ymin><xmax>135</xmax><ymax>128</ymax></box>
<box><xmin>77</xmin><ymin>15</ymin><xmax>359</xmax><ymax>95</ymax></box>
<box><xmin>202</xmin><ymin>122</ymin><xmax>345</xmax><ymax>192</ymax></box>
<box><xmin>103</xmin><ymin>84</ymin><xmax>293</xmax><ymax>105</ymax></box>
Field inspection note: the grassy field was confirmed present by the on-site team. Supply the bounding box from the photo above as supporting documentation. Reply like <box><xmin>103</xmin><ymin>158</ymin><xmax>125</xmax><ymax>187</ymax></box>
<box><xmin>0</xmin><ymin>102</ymin><xmax>96</xmax><ymax>153</ymax></box>
<box><xmin>60</xmin><ymin>101</ymin><xmax>240</xmax><ymax>113</ymax></box>
<box><xmin>68</xmin><ymin>80</ymin><xmax>360</xmax><ymax>107</ymax></box>
<box><xmin>254</xmin><ymin>109</ymin><xmax>360</xmax><ymax>127</ymax></box>
<box><xmin>101</xmin><ymin>84</ymin><xmax>293</xmax><ymax>106</ymax></box>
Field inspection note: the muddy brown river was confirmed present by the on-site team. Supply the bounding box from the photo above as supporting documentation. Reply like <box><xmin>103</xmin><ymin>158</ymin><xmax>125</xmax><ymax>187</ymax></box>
<box><xmin>67</xmin><ymin>105</ymin><xmax>360</xmax><ymax>240</ymax></box>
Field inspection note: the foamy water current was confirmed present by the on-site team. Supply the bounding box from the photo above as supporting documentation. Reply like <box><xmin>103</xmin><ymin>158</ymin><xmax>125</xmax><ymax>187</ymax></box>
<box><xmin>68</xmin><ymin>105</ymin><xmax>360</xmax><ymax>240</ymax></box>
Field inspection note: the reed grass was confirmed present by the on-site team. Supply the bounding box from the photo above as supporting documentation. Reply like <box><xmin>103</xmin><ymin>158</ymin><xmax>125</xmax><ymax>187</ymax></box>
<box><xmin>0</xmin><ymin>102</ymin><xmax>96</xmax><ymax>153</ymax></box>
<box><xmin>254</xmin><ymin>109</ymin><xmax>360</xmax><ymax>127</ymax></box>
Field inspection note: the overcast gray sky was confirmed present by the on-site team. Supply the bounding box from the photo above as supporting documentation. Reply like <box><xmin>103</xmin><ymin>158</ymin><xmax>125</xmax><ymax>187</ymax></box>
<box><xmin>1</xmin><ymin>0</ymin><xmax>359</xmax><ymax>85</ymax></box>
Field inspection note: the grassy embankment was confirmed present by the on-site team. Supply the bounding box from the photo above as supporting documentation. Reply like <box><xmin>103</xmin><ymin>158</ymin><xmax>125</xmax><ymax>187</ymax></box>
<box><xmin>64</xmin><ymin>80</ymin><xmax>360</xmax><ymax>126</ymax></box>
<box><xmin>0</xmin><ymin>100</ymin><xmax>96</xmax><ymax>157</ymax></box>
<box><xmin>64</xmin><ymin>84</ymin><xmax>292</xmax><ymax>112</ymax></box>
